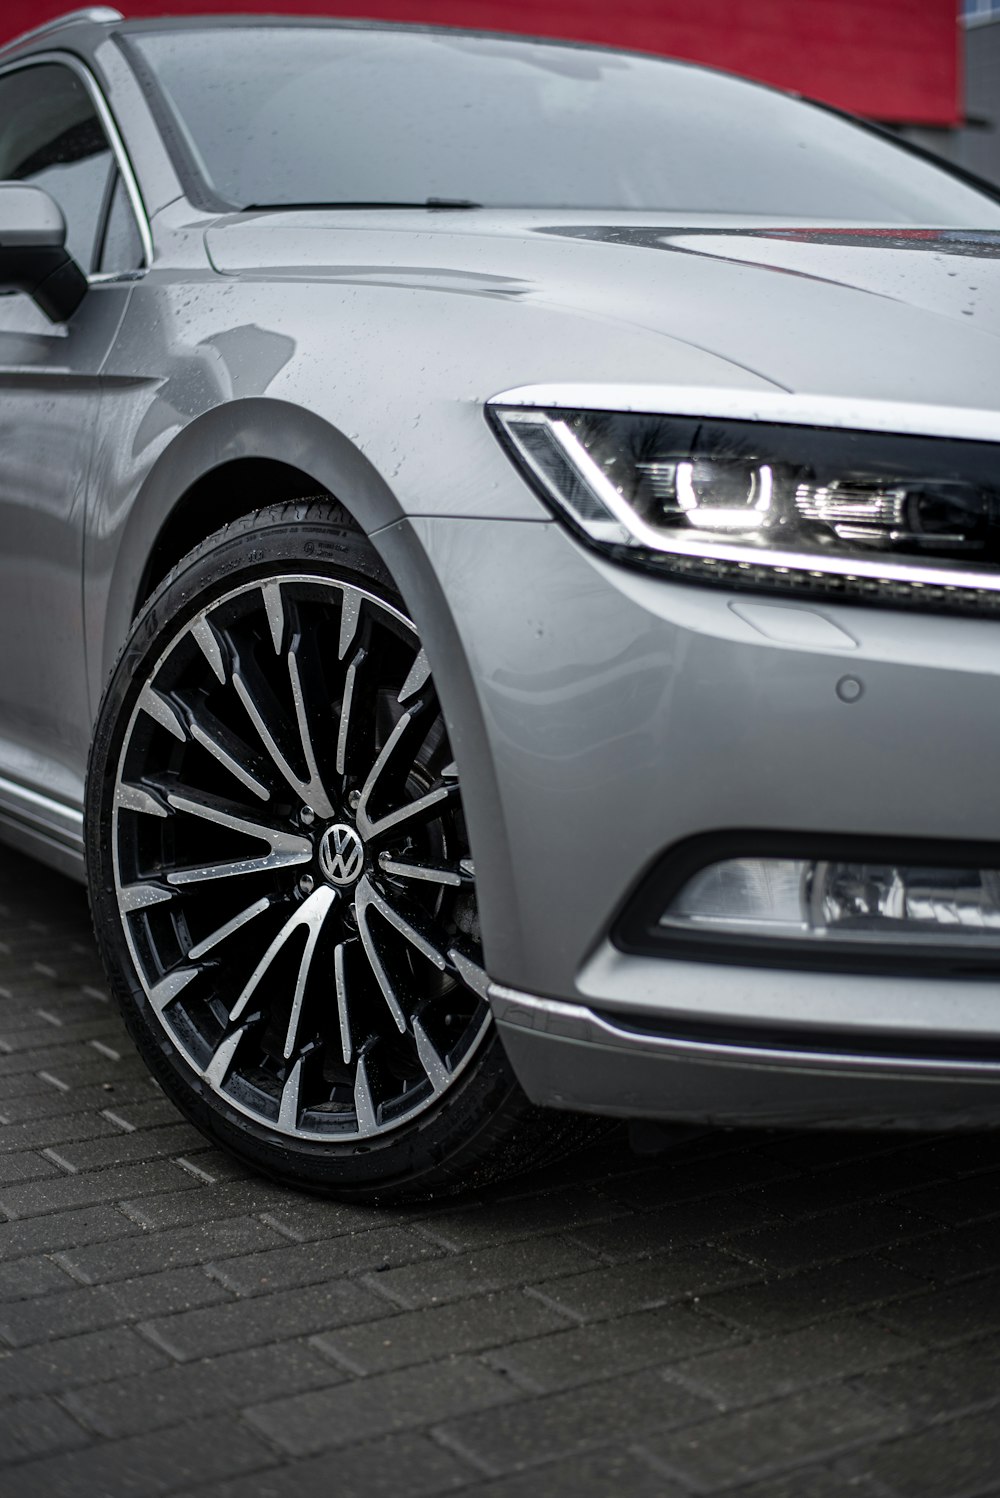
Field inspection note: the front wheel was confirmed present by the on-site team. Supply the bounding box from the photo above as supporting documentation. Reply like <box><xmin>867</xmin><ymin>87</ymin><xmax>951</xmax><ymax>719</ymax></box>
<box><xmin>87</xmin><ymin>503</ymin><xmax>593</xmax><ymax>1199</ymax></box>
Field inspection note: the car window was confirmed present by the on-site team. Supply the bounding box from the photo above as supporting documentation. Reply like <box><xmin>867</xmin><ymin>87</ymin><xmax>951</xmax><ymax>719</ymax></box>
<box><xmin>97</xmin><ymin>169</ymin><xmax>143</xmax><ymax>274</ymax></box>
<box><xmin>0</xmin><ymin>62</ymin><xmax>119</xmax><ymax>274</ymax></box>
<box><xmin>126</xmin><ymin>25</ymin><xmax>1000</xmax><ymax>225</ymax></box>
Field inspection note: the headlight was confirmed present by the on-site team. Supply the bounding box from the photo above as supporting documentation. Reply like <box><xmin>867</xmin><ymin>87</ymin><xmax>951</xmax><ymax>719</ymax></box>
<box><xmin>491</xmin><ymin>404</ymin><xmax>1000</xmax><ymax>610</ymax></box>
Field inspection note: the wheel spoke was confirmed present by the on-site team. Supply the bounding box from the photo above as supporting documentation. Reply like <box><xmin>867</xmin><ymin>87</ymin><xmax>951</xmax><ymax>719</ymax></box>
<box><xmin>286</xmin><ymin>640</ymin><xmax>334</xmax><ymax>819</ymax></box>
<box><xmin>338</xmin><ymin>586</ymin><xmax>363</xmax><ymax>660</ymax></box>
<box><xmin>377</xmin><ymin>855</ymin><xmax>467</xmax><ymax>888</ymax></box>
<box><xmin>281</xmin><ymin>893</ymin><xmax>332</xmax><ymax>1059</ymax></box>
<box><xmin>138</xmin><ymin>685</ymin><xmax>186</xmax><ymax>742</ymax></box>
<box><xmin>234</xmin><ymin>665</ymin><xmax>335</xmax><ymax>819</ymax></box>
<box><xmin>165</xmin><ymin>790</ymin><xmax>311</xmax><ymax>885</ymax></box>
<box><xmin>335</xmin><ymin>647</ymin><xmax>365</xmax><ymax>778</ymax></box>
<box><xmin>278</xmin><ymin>1053</ymin><xmax>303</xmax><ymax>1130</ymax></box>
<box><xmin>187</xmin><ymin>712</ymin><xmax>271</xmax><ymax>802</ymax></box>
<box><xmin>360</xmin><ymin>784</ymin><xmax>457</xmax><ymax>841</ymax></box>
<box><xmin>398</xmin><ymin>648</ymin><xmax>430</xmax><ymax>705</ymax></box>
<box><xmin>190</xmin><ymin>617</ymin><xmax>226</xmax><ymax>684</ymax></box>
<box><xmin>116</xmin><ymin>782</ymin><xmax>168</xmax><ymax>818</ymax></box>
<box><xmin>357</xmin><ymin>874</ymin><xmax>448</xmax><ymax>971</ymax></box>
<box><xmin>229</xmin><ymin>885</ymin><xmax>335</xmax><ymax>1023</ymax></box>
<box><xmin>121</xmin><ymin>882</ymin><xmax>174</xmax><ymax>912</ymax></box>
<box><xmin>413</xmin><ymin>1014</ymin><xmax>450</xmax><ymax>1094</ymax></box>
<box><xmin>149</xmin><ymin>965</ymin><xmax>199</xmax><ymax>1017</ymax></box>
<box><xmin>202</xmin><ymin>1023</ymin><xmax>251</xmax><ymax>1089</ymax></box>
<box><xmin>334</xmin><ymin>941</ymin><xmax>352</xmax><ymax>1063</ymax></box>
<box><xmin>353</xmin><ymin>1052</ymin><xmax>379</xmax><ymax>1135</ymax></box>
<box><xmin>187</xmin><ymin>895</ymin><xmax>273</xmax><ymax>960</ymax></box>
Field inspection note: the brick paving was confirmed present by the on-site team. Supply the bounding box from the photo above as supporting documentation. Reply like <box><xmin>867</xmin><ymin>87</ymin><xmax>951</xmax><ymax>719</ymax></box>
<box><xmin>1</xmin><ymin>846</ymin><xmax>999</xmax><ymax>1497</ymax></box>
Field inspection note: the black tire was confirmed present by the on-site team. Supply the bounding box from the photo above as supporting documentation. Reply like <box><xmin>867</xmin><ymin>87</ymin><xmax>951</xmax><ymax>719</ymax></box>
<box><xmin>86</xmin><ymin>502</ymin><xmax>598</xmax><ymax>1201</ymax></box>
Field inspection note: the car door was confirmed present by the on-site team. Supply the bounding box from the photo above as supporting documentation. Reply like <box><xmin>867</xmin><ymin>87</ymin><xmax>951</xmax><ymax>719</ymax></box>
<box><xmin>0</xmin><ymin>54</ymin><xmax>145</xmax><ymax>850</ymax></box>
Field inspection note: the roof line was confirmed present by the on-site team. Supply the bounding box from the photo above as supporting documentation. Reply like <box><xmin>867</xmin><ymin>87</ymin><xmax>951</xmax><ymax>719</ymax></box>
<box><xmin>1</xmin><ymin>7</ymin><xmax>123</xmax><ymax>55</ymax></box>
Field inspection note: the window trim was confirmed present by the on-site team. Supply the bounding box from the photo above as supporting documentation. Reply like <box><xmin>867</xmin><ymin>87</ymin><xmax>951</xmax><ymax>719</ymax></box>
<box><xmin>0</xmin><ymin>49</ymin><xmax>153</xmax><ymax>276</ymax></box>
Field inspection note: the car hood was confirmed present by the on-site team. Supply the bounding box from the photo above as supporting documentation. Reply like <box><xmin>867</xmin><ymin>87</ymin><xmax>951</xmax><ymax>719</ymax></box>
<box><xmin>205</xmin><ymin>210</ymin><xmax>1000</xmax><ymax>410</ymax></box>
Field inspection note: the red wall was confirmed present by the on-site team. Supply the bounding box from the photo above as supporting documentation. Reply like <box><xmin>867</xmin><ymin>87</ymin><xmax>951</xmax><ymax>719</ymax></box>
<box><xmin>1</xmin><ymin>2</ymin><xmax>962</xmax><ymax>127</ymax></box>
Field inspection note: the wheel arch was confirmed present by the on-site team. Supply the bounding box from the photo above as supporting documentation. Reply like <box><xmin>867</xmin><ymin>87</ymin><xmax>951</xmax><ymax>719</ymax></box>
<box><xmin>98</xmin><ymin>397</ymin><xmax>405</xmax><ymax>689</ymax></box>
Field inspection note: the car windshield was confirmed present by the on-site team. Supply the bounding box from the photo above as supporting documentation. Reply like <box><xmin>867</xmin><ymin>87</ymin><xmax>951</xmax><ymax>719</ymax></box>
<box><xmin>125</xmin><ymin>23</ymin><xmax>1000</xmax><ymax>225</ymax></box>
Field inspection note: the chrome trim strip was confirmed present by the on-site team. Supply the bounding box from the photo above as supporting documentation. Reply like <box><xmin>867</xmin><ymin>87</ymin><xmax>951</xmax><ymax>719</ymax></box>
<box><xmin>0</xmin><ymin>773</ymin><xmax>84</xmax><ymax>848</ymax></box>
<box><xmin>488</xmin><ymin>983</ymin><xmax>1000</xmax><ymax>1077</ymax></box>
<box><xmin>490</xmin><ymin>384</ymin><xmax>1000</xmax><ymax>447</ymax></box>
<box><xmin>0</xmin><ymin>50</ymin><xmax>153</xmax><ymax>269</ymax></box>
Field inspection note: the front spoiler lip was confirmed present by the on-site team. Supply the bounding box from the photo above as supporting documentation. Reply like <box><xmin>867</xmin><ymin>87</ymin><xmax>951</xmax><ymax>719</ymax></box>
<box><xmin>489</xmin><ymin>984</ymin><xmax>1000</xmax><ymax>1080</ymax></box>
<box><xmin>489</xmin><ymin>984</ymin><xmax>1000</xmax><ymax>1129</ymax></box>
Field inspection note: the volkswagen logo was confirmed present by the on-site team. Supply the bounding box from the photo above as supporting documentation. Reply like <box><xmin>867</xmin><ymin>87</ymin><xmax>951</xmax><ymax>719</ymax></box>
<box><xmin>318</xmin><ymin>823</ymin><xmax>365</xmax><ymax>886</ymax></box>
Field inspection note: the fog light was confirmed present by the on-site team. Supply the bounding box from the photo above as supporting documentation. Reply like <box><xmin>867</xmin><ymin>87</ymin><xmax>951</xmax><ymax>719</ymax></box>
<box><xmin>663</xmin><ymin>858</ymin><xmax>1000</xmax><ymax>946</ymax></box>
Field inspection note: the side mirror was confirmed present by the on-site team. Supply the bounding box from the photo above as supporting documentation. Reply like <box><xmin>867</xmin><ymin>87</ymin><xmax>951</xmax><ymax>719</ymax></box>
<box><xmin>0</xmin><ymin>182</ymin><xmax>87</xmax><ymax>322</ymax></box>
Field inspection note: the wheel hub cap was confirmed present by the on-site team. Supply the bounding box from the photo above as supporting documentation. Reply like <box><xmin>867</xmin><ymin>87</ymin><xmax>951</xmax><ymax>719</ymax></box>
<box><xmin>318</xmin><ymin>822</ymin><xmax>365</xmax><ymax>887</ymax></box>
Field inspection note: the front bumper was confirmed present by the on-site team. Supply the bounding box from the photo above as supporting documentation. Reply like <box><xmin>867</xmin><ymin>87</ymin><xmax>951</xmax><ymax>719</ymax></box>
<box><xmin>378</xmin><ymin>511</ymin><xmax>1000</xmax><ymax>1126</ymax></box>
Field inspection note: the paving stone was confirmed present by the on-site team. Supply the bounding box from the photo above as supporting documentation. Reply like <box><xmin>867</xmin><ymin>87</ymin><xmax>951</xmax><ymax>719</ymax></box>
<box><xmin>0</xmin><ymin>1018</ymin><xmax>127</xmax><ymax>1054</ymax></box>
<box><xmin>854</xmin><ymin>1340</ymin><xmax>1000</xmax><ymax>1420</ymax></box>
<box><xmin>666</xmin><ymin>1316</ymin><xmax>921</xmax><ymax>1408</ymax></box>
<box><xmin>368</xmin><ymin>1237</ymin><xmax>598</xmax><ymax>1310</ymax></box>
<box><xmin>0</xmin><ymin>1081</ymin><xmax>161</xmax><ymax>1124</ymax></box>
<box><xmin>44</xmin><ymin>1123</ymin><xmax>209</xmax><ymax>1172</ymax></box>
<box><xmin>315</xmin><ymin>1289</ymin><xmax>570</xmax><ymax>1375</ymax></box>
<box><xmin>880</xmin><ymin>1217</ymin><xmax>1000</xmax><ymax>1284</ymax></box>
<box><xmin>418</xmin><ymin>1189</ymin><xmax>624</xmax><ymax>1251</ymax></box>
<box><xmin>0</xmin><ymin>1044</ymin><xmax>139</xmax><ymax>1079</ymax></box>
<box><xmin>0</xmin><ymin>1325</ymin><xmax>168</xmax><ymax>1397</ymax></box>
<box><xmin>208</xmin><ymin>1225</ymin><xmax>443</xmax><ymax>1296</ymax></box>
<box><xmin>0</xmin><ymin>1265</ymin><xmax>231</xmax><ymax>1346</ymax></box>
<box><xmin>62</xmin><ymin>1339</ymin><xmax>341</xmax><ymax>1439</ymax></box>
<box><xmin>1</xmin><ymin>1414</ymin><xmax>277</xmax><ymax>1498</ymax></box>
<box><xmin>140</xmin><ymin>1279</ymin><xmax>392</xmax><ymax>1360</ymax></box>
<box><xmin>846</xmin><ymin>1408</ymin><xmax>1000</xmax><ymax>1498</ymax></box>
<box><xmin>568</xmin><ymin>1192</ymin><xmax>786</xmax><ymax>1261</ymax></box>
<box><xmin>458</xmin><ymin>1449</ymin><xmax>682</xmax><ymax>1498</ymax></box>
<box><xmin>54</xmin><ymin>1216</ymin><xmax>289</xmax><ymax>1284</ymax></box>
<box><xmin>871</xmin><ymin>1273</ymin><xmax>1000</xmax><ymax>1345</ymax></box>
<box><xmin>435</xmin><ymin>1369</ymin><xmax>713</xmax><ymax>1475</ymax></box>
<box><xmin>640</xmin><ymin>1385</ymin><xmax>898</xmax><ymax>1491</ymax></box>
<box><xmin>94</xmin><ymin>1098</ymin><xmax>185</xmax><ymax>1132</ymax></box>
<box><xmin>731</xmin><ymin>1468</ymin><xmax>884</xmax><ymax>1498</ymax></box>
<box><xmin>890</xmin><ymin>1136</ymin><xmax>1000</xmax><ymax>1179</ymax></box>
<box><xmin>0</xmin><ymin>1159</ymin><xmax>199</xmax><ymax>1219</ymax></box>
<box><xmin>899</xmin><ymin>1172</ymin><xmax>1000</xmax><ymax>1227</ymax></box>
<box><xmin>751</xmin><ymin>1152</ymin><xmax>946</xmax><ymax>1216</ymax></box>
<box><xmin>0</xmin><ymin>1253</ymin><xmax>77</xmax><ymax>1300</ymax></box>
<box><xmin>255</xmin><ymin>1196</ymin><xmax>422</xmax><ymax>1241</ymax></box>
<box><xmin>178</xmin><ymin>1432</ymin><xmax>474</xmax><ymax>1498</ymax></box>
<box><xmin>119</xmin><ymin>1179</ymin><xmax>302</xmax><ymax>1231</ymax></box>
<box><xmin>0</xmin><ymin>1111</ymin><xmax>122</xmax><ymax>1153</ymax></box>
<box><xmin>698</xmin><ymin>1258</ymin><xmax>927</xmax><ymax>1334</ymax></box>
<box><xmin>724</xmin><ymin>1202</ymin><xmax>940</xmax><ymax>1271</ymax></box>
<box><xmin>0</xmin><ymin>1149</ymin><xmax>62</xmax><ymax>1185</ymax></box>
<box><xmin>0</xmin><ymin>1394</ymin><xmax>90</xmax><ymax>1462</ymax></box>
<box><xmin>0</xmin><ymin>1203</ymin><xmax>139</xmax><ymax>1259</ymax></box>
<box><xmin>246</xmin><ymin>1357</ymin><xmax>518</xmax><ymax>1456</ymax></box>
<box><xmin>603</xmin><ymin>1151</ymin><xmax>794</xmax><ymax>1210</ymax></box>
<box><xmin>485</xmin><ymin>1302</ymin><xmax>737</xmax><ymax>1392</ymax></box>
<box><xmin>531</xmin><ymin>1248</ymin><xmax>752</xmax><ymax>1322</ymax></box>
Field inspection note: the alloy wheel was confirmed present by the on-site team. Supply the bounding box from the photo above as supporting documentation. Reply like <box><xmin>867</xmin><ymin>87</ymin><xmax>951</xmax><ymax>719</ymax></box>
<box><xmin>111</xmin><ymin>573</ymin><xmax>490</xmax><ymax>1142</ymax></box>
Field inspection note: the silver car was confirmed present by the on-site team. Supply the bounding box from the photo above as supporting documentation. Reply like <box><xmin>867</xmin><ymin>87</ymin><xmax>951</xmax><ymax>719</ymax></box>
<box><xmin>3</xmin><ymin>8</ymin><xmax>1000</xmax><ymax>1198</ymax></box>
